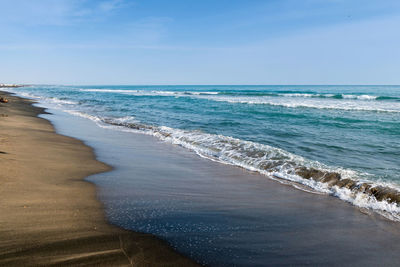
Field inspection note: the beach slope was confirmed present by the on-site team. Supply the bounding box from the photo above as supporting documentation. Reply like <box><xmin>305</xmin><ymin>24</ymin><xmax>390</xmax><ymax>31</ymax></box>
<box><xmin>0</xmin><ymin>92</ymin><xmax>196</xmax><ymax>266</ymax></box>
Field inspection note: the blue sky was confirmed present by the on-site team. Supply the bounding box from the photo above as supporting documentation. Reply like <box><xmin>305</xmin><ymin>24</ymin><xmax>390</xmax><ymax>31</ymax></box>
<box><xmin>0</xmin><ymin>0</ymin><xmax>399</xmax><ymax>85</ymax></box>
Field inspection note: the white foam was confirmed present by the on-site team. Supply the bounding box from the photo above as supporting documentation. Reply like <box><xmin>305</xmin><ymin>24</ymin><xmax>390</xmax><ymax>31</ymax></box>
<box><xmin>80</xmin><ymin>89</ymin><xmax>219</xmax><ymax>96</ymax></box>
<box><xmin>65</xmin><ymin>110</ymin><xmax>102</xmax><ymax>122</ymax></box>
<box><xmin>279</xmin><ymin>93</ymin><xmax>378</xmax><ymax>100</ymax></box>
<box><xmin>278</xmin><ymin>93</ymin><xmax>322</xmax><ymax>98</ymax></box>
<box><xmin>342</xmin><ymin>94</ymin><xmax>378</xmax><ymax>100</ymax></box>
<box><xmin>6</xmin><ymin>90</ymin><xmax>78</xmax><ymax>106</ymax></box>
<box><xmin>111</xmin><ymin>116</ymin><xmax>138</xmax><ymax>124</ymax></box>
<box><xmin>187</xmin><ymin>91</ymin><xmax>219</xmax><ymax>95</ymax></box>
<box><xmin>48</xmin><ymin>98</ymin><xmax>77</xmax><ymax>105</ymax></box>
<box><xmin>197</xmin><ymin>95</ymin><xmax>400</xmax><ymax>113</ymax></box>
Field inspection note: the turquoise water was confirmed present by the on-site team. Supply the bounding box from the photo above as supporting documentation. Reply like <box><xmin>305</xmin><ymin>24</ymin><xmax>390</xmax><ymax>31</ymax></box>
<box><xmin>7</xmin><ymin>85</ymin><xmax>400</xmax><ymax>218</ymax></box>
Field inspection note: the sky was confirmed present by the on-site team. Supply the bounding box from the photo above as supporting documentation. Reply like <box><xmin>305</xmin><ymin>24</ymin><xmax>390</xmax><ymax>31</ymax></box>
<box><xmin>0</xmin><ymin>0</ymin><xmax>399</xmax><ymax>85</ymax></box>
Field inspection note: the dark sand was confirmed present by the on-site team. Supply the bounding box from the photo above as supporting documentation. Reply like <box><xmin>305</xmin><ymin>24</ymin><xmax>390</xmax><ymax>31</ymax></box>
<box><xmin>0</xmin><ymin>92</ymin><xmax>197</xmax><ymax>266</ymax></box>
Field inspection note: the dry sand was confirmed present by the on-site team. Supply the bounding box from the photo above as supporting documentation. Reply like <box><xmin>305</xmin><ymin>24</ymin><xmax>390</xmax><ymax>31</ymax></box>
<box><xmin>0</xmin><ymin>92</ymin><xmax>197</xmax><ymax>266</ymax></box>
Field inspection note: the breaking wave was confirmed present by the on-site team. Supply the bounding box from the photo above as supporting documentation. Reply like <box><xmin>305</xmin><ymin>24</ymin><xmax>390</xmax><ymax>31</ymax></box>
<box><xmin>80</xmin><ymin>88</ymin><xmax>399</xmax><ymax>100</ymax></box>
<box><xmin>80</xmin><ymin>89</ymin><xmax>219</xmax><ymax>96</ymax></box>
<box><xmin>79</xmin><ymin>89</ymin><xmax>400</xmax><ymax>112</ymax></box>
<box><xmin>63</xmin><ymin>110</ymin><xmax>400</xmax><ymax>222</ymax></box>
<box><xmin>198</xmin><ymin>96</ymin><xmax>400</xmax><ymax>113</ymax></box>
<box><xmin>10</xmin><ymin>91</ymin><xmax>78</xmax><ymax>105</ymax></box>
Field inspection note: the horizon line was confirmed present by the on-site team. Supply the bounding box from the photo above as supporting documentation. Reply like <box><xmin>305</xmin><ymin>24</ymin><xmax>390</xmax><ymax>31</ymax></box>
<box><xmin>9</xmin><ymin>83</ymin><xmax>400</xmax><ymax>87</ymax></box>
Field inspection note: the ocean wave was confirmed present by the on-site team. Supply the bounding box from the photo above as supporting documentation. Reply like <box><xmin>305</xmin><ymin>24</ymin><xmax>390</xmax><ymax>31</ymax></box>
<box><xmin>110</xmin><ymin>116</ymin><xmax>138</xmax><ymax>124</ymax></box>
<box><xmin>219</xmin><ymin>92</ymin><xmax>393</xmax><ymax>101</ymax></box>
<box><xmin>7</xmin><ymin>91</ymin><xmax>78</xmax><ymax>106</ymax></box>
<box><xmin>228</xmin><ymin>92</ymin><xmax>397</xmax><ymax>101</ymax></box>
<box><xmin>341</xmin><ymin>94</ymin><xmax>378</xmax><ymax>100</ymax></box>
<box><xmin>200</xmin><ymin>96</ymin><xmax>400</xmax><ymax>113</ymax></box>
<box><xmin>80</xmin><ymin>89</ymin><xmax>219</xmax><ymax>96</ymax></box>
<box><xmin>62</xmin><ymin>110</ymin><xmax>400</xmax><ymax>221</ymax></box>
<box><xmin>79</xmin><ymin>89</ymin><xmax>399</xmax><ymax>104</ymax></box>
<box><xmin>279</xmin><ymin>93</ymin><xmax>331</xmax><ymax>98</ymax></box>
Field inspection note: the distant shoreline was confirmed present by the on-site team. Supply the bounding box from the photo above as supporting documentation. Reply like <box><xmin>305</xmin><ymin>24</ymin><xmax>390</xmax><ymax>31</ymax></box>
<box><xmin>0</xmin><ymin>91</ymin><xmax>197</xmax><ymax>266</ymax></box>
<box><xmin>0</xmin><ymin>84</ymin><xmax>27</xmax><ymax>88</ymax></box>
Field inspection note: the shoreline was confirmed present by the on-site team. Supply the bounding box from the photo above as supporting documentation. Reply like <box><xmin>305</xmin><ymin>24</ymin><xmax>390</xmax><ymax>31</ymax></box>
<box><xmin>0</xmin><ymin>91</ymin><xmax>197</xmax><ymax>266</ymax></box>
<box><xmin>3</xmin><ymin>89</ymin><xmax>400</xmax><ymax>265</ymax></box>
<box><xmin>47</xmin><ymin>101</ymin><xmax>400</xmax><ymax>266</ymax></box>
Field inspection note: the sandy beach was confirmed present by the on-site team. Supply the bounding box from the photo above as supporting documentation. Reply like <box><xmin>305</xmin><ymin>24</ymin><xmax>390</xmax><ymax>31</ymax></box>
<box><xmin>0</xmin><ymin>91</ymin><xmax>197</xmax><ymax>266</ymax></box>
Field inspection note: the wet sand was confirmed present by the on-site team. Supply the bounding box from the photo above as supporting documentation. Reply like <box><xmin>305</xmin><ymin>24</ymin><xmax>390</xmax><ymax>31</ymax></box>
<box><xmin>0</xmin><ymin>92</ymin><xmax>197</xmax><ymax>266</ymax></box>
<box><xmin>45</xmin><ymin>106</ymin><xmax>400</xmax><ymax>266</ymax></box>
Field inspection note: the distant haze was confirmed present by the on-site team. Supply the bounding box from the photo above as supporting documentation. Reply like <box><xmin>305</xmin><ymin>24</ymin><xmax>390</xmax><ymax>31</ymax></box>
<box><xmin>0</xmin><ymin>0</ymin><xmax>399</xmax><ymax>85</ymax></box>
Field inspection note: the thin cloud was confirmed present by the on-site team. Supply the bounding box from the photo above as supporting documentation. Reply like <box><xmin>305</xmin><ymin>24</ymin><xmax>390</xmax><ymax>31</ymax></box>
<box><xmin>0</xmin><ymin>0</ymin><xmax>130</xmax><ymax>27</ymax></box>
<box><xmin>98</xmin><ymin>0</ymin><xmax>128</xmax><ymax>12</ymax></box>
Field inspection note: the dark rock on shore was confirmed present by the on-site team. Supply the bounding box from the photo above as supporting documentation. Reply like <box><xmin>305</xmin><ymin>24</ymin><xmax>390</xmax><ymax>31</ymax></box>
<box><xmin>295</xmin><ymin>167</ymin><xmax>400</xmax><ymax>205</ymax></box>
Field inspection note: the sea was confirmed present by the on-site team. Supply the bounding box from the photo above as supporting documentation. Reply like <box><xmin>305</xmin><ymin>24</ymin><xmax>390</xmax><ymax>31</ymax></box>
<box><xmin>6</xmin><ymin>85</ymin><xmax>400</xmax><ymax>265</ymax></box>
